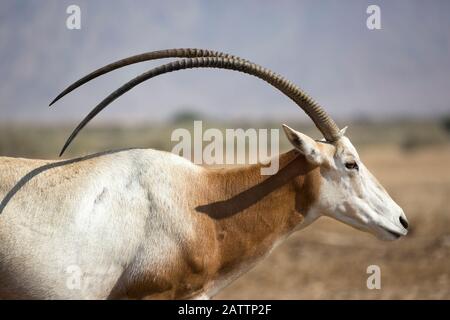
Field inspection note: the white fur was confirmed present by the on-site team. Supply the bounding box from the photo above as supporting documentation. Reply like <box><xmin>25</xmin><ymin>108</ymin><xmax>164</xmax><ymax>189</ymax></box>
<box><xmin>315</xmin><ymin>137</ymin><xmax>408</xmax><ymax>240</ymax></box>
<box><xmin>282</xmin><ymin>124</ymin><xmax>322</xmax><ymax>165</ymax></box>
<box><xmin>0</xmin><ymin>149</ymin><xmax>199</xmax><ymax>299</ymax></box>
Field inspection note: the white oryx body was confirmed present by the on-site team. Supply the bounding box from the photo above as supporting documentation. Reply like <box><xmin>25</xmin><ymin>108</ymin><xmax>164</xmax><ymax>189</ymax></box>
<box><xmin>0</xmin><ymin>48</ymin><xmax>409</xmax><ymax>299</ymax></box>
<box><xmin>0</xmin><ymin>149</ymin><xmax>203</xmax><ymax>299</ymax></box>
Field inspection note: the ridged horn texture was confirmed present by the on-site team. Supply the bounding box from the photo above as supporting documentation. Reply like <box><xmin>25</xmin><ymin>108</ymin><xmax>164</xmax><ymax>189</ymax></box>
<box><xmin>49</xmin><ymin>48</ymin><xmax>248</xmax><ymax>106</ymax></box>
<box><xmin>54</xmin><ymin>51</ymin><xmax>341</xmax><ymax>156</ymax></box>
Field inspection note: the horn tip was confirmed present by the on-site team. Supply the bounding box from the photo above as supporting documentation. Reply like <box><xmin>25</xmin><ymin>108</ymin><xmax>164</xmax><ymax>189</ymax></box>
<box><xmin>59</xmin><ymin>145</ymin><xmax>68</xmax><ymax>157</ymax></box>
<box><xmin>49</xmin><ymin>96</ymin><xmax>60</xmax><ymax>107</ymax></box>
<box><xmin>49</xmin><ymin>90</ymin><xmax>69</xmax><ymax>106</ymax></box>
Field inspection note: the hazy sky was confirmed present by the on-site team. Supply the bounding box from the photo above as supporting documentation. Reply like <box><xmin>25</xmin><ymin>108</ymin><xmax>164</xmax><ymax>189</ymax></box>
<box><xmin>0</xmin><ymin>0</ymin><xmax>449</xmax><ymax>125</ymax></box>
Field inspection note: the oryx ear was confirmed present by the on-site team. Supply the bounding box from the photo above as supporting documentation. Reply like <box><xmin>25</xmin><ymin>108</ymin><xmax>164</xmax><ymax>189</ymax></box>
<box><xmin>282</xmin><ymin>124</ymin><xmax>323</xmax><ymax>165</ymax></box>
<box><xmin>339</xmin><ymin>126</ymin><xmax>348</xmax><ymax>137</ymax></box>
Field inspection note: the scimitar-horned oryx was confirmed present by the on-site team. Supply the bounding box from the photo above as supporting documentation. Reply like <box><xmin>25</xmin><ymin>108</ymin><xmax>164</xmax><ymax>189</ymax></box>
<box><xmin>0</xmin><ymin>48</ymin><xmax>409</xmax><ymax>299</ymax></box>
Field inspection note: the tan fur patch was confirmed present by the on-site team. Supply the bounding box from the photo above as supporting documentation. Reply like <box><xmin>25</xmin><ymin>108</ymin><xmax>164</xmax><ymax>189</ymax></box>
<box><xmin>127</xmin><ymin>149</ymin><xmax>323</xmax><ymax>299</ymax></box>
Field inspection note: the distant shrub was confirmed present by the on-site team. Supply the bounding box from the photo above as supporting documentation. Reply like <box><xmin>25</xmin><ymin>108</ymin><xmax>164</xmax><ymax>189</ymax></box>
<box><xmin>171</xmin><ymin>110</ymin><xmax>204</xmax><ymax>124</ymax></box>
<box><xmin>441</xmin><ymin>116</ymin><xmax>450</xmax><ymax>135</ymax></box>
<box><xmin>400</xmin><ymin>135</ymin><xmax>437</xmax><ymax>152</ymax></box>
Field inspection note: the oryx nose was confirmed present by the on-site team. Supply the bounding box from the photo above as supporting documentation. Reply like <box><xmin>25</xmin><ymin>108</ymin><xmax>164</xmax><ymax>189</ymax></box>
<box><xmin>399</xmin><ymin>216</ymin><xmax>409</xmax><ymax>229</ymax></box>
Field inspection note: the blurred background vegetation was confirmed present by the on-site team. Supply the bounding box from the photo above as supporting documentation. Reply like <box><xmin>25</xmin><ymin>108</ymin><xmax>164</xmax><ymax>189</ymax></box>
<box><xmin>1</xmin><ymin>116</ymin><xmax>449</xmax><ymax>159</ymax></box>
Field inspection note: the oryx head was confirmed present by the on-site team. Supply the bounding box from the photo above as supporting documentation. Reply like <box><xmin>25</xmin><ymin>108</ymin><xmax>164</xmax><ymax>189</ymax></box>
<box><xmin>50</xmin><ymin>48</ymin><xmax>408</xmax><ymax>240</ymax></box>
<box><xmin>282</xmin><ymin>124</ymin><xmax>408</xmax><ymax>240</ymax></box>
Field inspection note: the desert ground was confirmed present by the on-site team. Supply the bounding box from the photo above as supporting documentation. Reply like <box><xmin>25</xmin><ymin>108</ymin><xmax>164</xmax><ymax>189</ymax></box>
<box><xmin>1</xmin><ymin>120</ymin><xmax>449</xmax><ymax>299</ymax></box>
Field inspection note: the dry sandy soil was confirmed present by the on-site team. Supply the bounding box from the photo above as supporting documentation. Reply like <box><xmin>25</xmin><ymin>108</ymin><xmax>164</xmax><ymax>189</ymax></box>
<box><xmin>217</xmin><ymin>145</ymin><xmax>450</xmax><ymax>299</ymax></box>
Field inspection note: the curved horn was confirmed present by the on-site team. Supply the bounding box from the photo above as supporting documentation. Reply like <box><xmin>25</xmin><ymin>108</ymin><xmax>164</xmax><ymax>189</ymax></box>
<box><xmin>50</xmin><ymin>48</ymin><xmax>247</xmax><ymax>106</ymax></box>
<box><xmin>59</xmin><ymin>57</ymin><xmax>341</xmax><ymax>156</ymax></box>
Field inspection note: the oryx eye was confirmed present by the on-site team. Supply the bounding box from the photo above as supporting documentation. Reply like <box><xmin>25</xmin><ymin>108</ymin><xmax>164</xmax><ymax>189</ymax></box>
<box><xmin>345</xmin><ymin>161</ymin><xmax>359</xmax><ymax>171</ymax></box>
